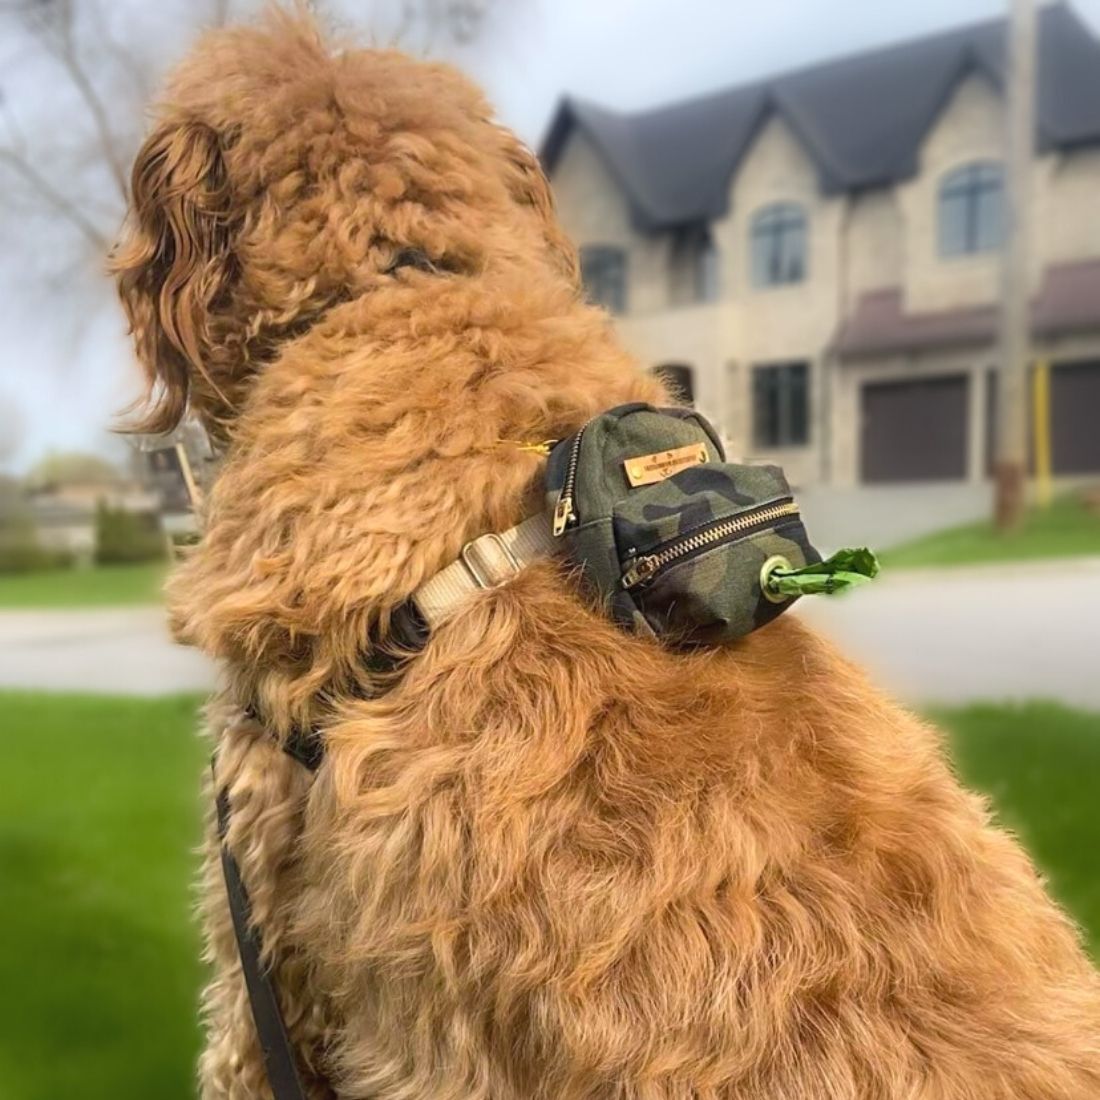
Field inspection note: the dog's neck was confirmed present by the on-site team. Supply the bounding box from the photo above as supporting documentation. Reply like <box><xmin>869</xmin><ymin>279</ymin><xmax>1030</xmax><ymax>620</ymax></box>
<box><xmin>166</xmin><ymin>291</ymin><xmax>668</xmax><ymax>738</ymax></box>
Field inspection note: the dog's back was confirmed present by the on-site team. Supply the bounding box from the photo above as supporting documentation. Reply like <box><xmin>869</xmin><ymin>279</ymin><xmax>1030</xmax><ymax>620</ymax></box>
<box><xmin>200</xmin><ymin>566</ymin><xmax>1099</xmax><ymax>1099</ymax></box>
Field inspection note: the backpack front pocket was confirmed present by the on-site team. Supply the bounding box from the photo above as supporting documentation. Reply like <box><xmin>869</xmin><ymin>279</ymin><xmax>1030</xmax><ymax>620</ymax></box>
<box><xmin>619</xmin><ymin>498</ymin><xmax>800</xmax><ymax>589</ymax></box>
<box><xmin>610</xmin><ymin>462</ymin><xmax>819</xmax><ymax>643</ymax></box>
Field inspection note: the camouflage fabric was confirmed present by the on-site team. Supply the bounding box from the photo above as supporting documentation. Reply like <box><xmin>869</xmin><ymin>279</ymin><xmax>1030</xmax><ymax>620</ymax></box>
<box><xmin>545</xmin><ymin>403</ymin><xmax>822</xmax><ymax>645</ymax></box>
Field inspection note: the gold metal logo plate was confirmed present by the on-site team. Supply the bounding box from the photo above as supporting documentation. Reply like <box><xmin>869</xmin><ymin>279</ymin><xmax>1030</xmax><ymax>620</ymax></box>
<box><xmin>624</xmin><ymin>442</ymin><xmax>709</xmax><ymax>487</ymax></box>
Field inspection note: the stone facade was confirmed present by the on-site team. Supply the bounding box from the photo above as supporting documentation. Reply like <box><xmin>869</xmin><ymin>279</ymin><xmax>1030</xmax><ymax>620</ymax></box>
<box><xmin>548</xmin><ymin>72</ymin><xmax>1100</xmax><ymax>487</ymax></box>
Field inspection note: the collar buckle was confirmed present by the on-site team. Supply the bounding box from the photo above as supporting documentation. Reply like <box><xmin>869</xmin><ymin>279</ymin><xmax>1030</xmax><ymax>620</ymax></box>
<box><xmin>412</xmin><ymin>513</ymin><xmax>556</xmax><ymax>627</ymax></box>
<box><xmin>460</xmin><ymin>531</ymin><xmax>521</xmax><ymax>589</ymax></box>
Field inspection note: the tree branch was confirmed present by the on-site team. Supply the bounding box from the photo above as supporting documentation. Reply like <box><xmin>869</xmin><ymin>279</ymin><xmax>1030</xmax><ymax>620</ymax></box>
<box><xmin>20</xmin><ymin>0</ymin><xmax>130</xmax><ymax>203</ymax></box>
<box><xmin>85</xmin><ymin>0</ymin><xmax>154</xmax><ymax>104</ymax></box>
<box><xmin>0</xmin><ymin>147</ymin><xmax>109</xmax><ymax>250</ymax></box>
<box><xmin>52</xmin><ymin>3</ymin><xmax>130</xmax><ymax>202</ymax></box>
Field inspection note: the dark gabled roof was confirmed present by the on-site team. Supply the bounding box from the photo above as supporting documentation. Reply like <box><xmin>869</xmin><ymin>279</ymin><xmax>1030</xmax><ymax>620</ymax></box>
<box><xmin>541</xmin><ymin>3</ymin><xmax>1100</xmax><ymax>231</ymax></box>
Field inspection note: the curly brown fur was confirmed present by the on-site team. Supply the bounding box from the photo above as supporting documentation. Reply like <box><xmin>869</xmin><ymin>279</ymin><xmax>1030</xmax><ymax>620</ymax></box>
<box><xmin>112</xmin><ymin>10</ymin><xmax>1100</xmax><ymax>1099</ymax></box>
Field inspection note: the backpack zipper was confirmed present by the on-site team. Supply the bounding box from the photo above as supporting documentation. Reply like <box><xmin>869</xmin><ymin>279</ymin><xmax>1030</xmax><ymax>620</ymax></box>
<box><xmin>621</xmin><ymin>499</ymin><xmax>800</xmax><ymax>589</ymax></box>
<box><xmin>552</xmin><ymin>422</ymin><xmax>589</xmax><ymax>536</ymax></box>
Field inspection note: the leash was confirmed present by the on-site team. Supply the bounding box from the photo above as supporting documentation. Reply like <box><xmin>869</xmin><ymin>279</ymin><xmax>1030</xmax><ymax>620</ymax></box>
<box><xmin>214</xmin><ymin>763</ymin><xmax>316</xmax><ymax>1100</ymax></box>
<box><xmin>159</xmin><ymin>421</ymin><xmax>312</xmax><ymax>1098</ymax></box>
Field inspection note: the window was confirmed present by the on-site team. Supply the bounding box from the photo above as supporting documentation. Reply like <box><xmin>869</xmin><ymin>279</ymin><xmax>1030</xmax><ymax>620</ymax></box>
<box><xmin>655</xmin><ymin>364</ymin><xmax>696</xmax><ymax>406</ymax></box>
<box><xmin>939</xmin><ymin>162</ymin><xmax>1003</xmax><ymax>256</ymax></box>
<box><xmin>580</xmin><ymin>245</ymin><xmax>627</xmax><ymax>313</ymax></box>
<box><xmin>669</xmin><ymin>227</ymin><xmax>719</xmax><ymax>306</ymax></box>
<box><xmin>751</xmin><ymin>203</ymin><xmax>807</xmax><ymax>287</ymax></box>
<box><xmin>752</xmin><ymin>362</ymin><xmax>809</xmax><ymax>448</ymax></box>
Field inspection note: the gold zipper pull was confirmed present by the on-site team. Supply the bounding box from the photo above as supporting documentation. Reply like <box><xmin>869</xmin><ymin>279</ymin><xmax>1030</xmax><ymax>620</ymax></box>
<box><xmin>552</xmin><ymin>493</ymin><xmax>575</xmax><ymax>537</ymax></box>
<box><xmin>622</xmin><ymin>555</ymin><xmax>658</xmax><ymax>589</ymax></box>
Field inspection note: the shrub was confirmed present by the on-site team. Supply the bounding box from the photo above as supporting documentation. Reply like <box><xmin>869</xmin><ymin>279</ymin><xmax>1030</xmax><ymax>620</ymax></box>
<box><xmin>94</xmin><ymin>503</ymin><xmax>166</xmax><ymax>565</ymax></box>
<box><xmin>0</xmin><ymin>540</ymin><xmax>72</xmax><ymax>574</ymax></box>
<box><xmin>0</xmin><ymin>510</ymin><xmax>72</xmax><ymax>574</ymax></box>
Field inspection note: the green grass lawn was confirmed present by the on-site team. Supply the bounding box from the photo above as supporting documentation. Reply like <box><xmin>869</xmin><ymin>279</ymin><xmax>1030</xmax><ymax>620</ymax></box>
<box><xmin>0</xmin><ymin>693</ymin><xmax>1096</xmax><ymax>1098</ymax></box>
<box><xmin>936</xmin><ymin>701</ymin><xmax>1100</xmax><ymax>957</ymax></box>
<box><xmin>0</xmin><ymin>693</ymin><xmax>205</xmax><ymax>1100</ymax></box>
<box><xmin>884</xmin><ymin>493</ymin><xmax>1100</xmax><ymax>568</ymax></box>
<box><xmin>0</xmin><ymin>562</ymin><xmax>168</xmax><ymax>608</ymax></box>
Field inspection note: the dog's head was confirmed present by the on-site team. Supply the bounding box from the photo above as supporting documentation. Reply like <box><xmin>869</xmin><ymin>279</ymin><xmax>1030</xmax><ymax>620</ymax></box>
<box><xmin>113</xmin><ymin>9</ymin><xmax>589</xmax><ymax>439</ymax></box>
<box><xmin>113</xmin><ymin>11</ymin><xmax>661</xmax><ymax>718</ymax></box>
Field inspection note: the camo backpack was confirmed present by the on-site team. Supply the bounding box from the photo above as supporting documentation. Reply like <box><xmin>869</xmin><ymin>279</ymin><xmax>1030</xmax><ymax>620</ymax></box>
<box><xmin>544</xmin><ymin>403</ymin><xmax>876</xmax><ymax>645</ymax></box>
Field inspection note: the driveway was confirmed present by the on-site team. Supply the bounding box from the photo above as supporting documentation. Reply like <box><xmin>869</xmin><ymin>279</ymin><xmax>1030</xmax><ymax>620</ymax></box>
<box><xmin>1</xmin><ymin>557</ymin><xmax>1097</xmax><ymax>707</ymax></box>
<box><xmin>797</xmin><ymin>482</ymin><xmax>992</xmax><ymax>552</ymax></box>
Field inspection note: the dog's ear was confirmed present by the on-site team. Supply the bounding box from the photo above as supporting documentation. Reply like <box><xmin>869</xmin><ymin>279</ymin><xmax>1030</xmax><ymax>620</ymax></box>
<box><xmin>112</xmin><ymin>119</ymin><xmax>239</xmax><ymax>438</ymax></box>
<box><xmin>504</xmin><ymin>139</ymin><xmax>580</xmax><ymax>286</ymax></box>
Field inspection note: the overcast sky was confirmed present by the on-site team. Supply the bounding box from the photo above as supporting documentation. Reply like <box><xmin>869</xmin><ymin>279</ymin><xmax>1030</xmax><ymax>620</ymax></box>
<box><xmin>3</xmin><ymin>0</ymin><xmax>1099</xmax><ymax>471</ymax></box>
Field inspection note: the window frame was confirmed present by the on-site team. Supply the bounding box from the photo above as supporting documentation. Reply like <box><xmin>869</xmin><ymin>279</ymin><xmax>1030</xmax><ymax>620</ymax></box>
<box><xmin>750</xmin><ymin>202</ymin><xmax>808</xmax><ymax>288</ymax></box>
<box><xmin>669</xmin><ymin>226</ymin><xmax>719</xmax><ymax>307</ymax></box>
<box><xmin>938</xmin><ymin>161</ymin><xmax>1004</xmax><ymax>258</ymax></box>
<box><xmin>752</xmin><ymin>361</ymin><xmax>811</xmax><ymax>449</ymax></box>
<box><xmin>579</xmin><ymin>243</ymin><xmax>628</xmax><ymax>314</ymax></box>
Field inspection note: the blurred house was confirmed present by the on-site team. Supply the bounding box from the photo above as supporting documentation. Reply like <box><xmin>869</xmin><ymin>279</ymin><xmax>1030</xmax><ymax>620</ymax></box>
<box><xmin>543</xmin><ymin>3</ymin><xmax>1100</xmax><ymax>487</ymax></box>
<box><xmin>25</xmin><ymin>456</ymin><xmax>159</xmax><ymax>565</ymax></box>
<box><xmin>26</xmin><ymin>498</ymin><xmax>98</xmax><ymax>565</ymax></box>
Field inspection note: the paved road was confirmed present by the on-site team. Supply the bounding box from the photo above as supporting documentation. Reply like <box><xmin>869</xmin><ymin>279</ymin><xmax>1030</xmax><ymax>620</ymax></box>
<box><xmin>795</xmin><ymin>556</ymin><xmax>1100</xmax><ymax>709</ymax></box>
<box><xmin>1</xmin><ymin>558</ymin><xmax>1097</xmax><ymax>707</ymax></box>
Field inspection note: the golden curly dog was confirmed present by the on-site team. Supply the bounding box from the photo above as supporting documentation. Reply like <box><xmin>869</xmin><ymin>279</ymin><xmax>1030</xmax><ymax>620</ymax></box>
<box><xmin>112</xmin><ymin>11</ymin><xmax>1100</xmax><ymax>1099</ymax></box>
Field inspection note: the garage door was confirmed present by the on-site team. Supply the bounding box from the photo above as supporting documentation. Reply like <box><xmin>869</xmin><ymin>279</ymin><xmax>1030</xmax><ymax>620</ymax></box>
<box><xmin>1051</xmin><ymin>360</ymin><xmax>1100</xmax><ymax>474</ymax></box>
<box><xmin>861</xmin><ymin>375</ymin><xmax>969</xmax><ymax>483</ymax></box>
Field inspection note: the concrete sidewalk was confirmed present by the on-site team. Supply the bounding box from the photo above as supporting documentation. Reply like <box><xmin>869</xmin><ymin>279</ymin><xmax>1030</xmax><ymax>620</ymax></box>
<box><xmin>1</xmin><ymin>557</ymin><xmax>1097</xmax><ymax>707</ymax></box>
<box><xmin>0</xmin><ymin>607</ymin><xmax>213</xmax><ymax>696</ymax></box>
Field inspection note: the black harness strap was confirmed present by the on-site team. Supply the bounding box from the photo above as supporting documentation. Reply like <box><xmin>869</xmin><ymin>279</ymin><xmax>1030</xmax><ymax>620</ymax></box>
<box><xmin>215</xmin><ymin>600</ymin><xmax>428</xmax><ymax>1098</ymax></box>
<box><xmin>242</xmin><ymin>601</ymin><xmax>429</xmax><ymax>775</ymax></box>
<box><xmin>215</xmin><ymin>779</ymin><xmax>309</xmax><ymax>1100</ymax></box>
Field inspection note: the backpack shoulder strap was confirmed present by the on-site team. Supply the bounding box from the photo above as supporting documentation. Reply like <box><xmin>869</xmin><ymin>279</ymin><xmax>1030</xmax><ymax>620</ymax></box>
<box><xmin>214</xmin><ymin>773</ymin><xmax>309</xmax><ymax>1100</ymax></box>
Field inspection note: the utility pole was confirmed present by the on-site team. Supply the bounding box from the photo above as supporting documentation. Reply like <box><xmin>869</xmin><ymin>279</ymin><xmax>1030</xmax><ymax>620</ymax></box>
<box><xmin>994</xmin><ymin>0</ymin><xmax>1037</xmax><ymax>530</ymax></box>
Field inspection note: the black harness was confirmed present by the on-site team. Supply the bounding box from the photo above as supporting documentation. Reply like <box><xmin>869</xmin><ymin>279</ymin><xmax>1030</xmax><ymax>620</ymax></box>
<box><xmin>214</xmin><ymin>602</ymin><xmax>428</xmax><ymax>1099</ymax></box>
